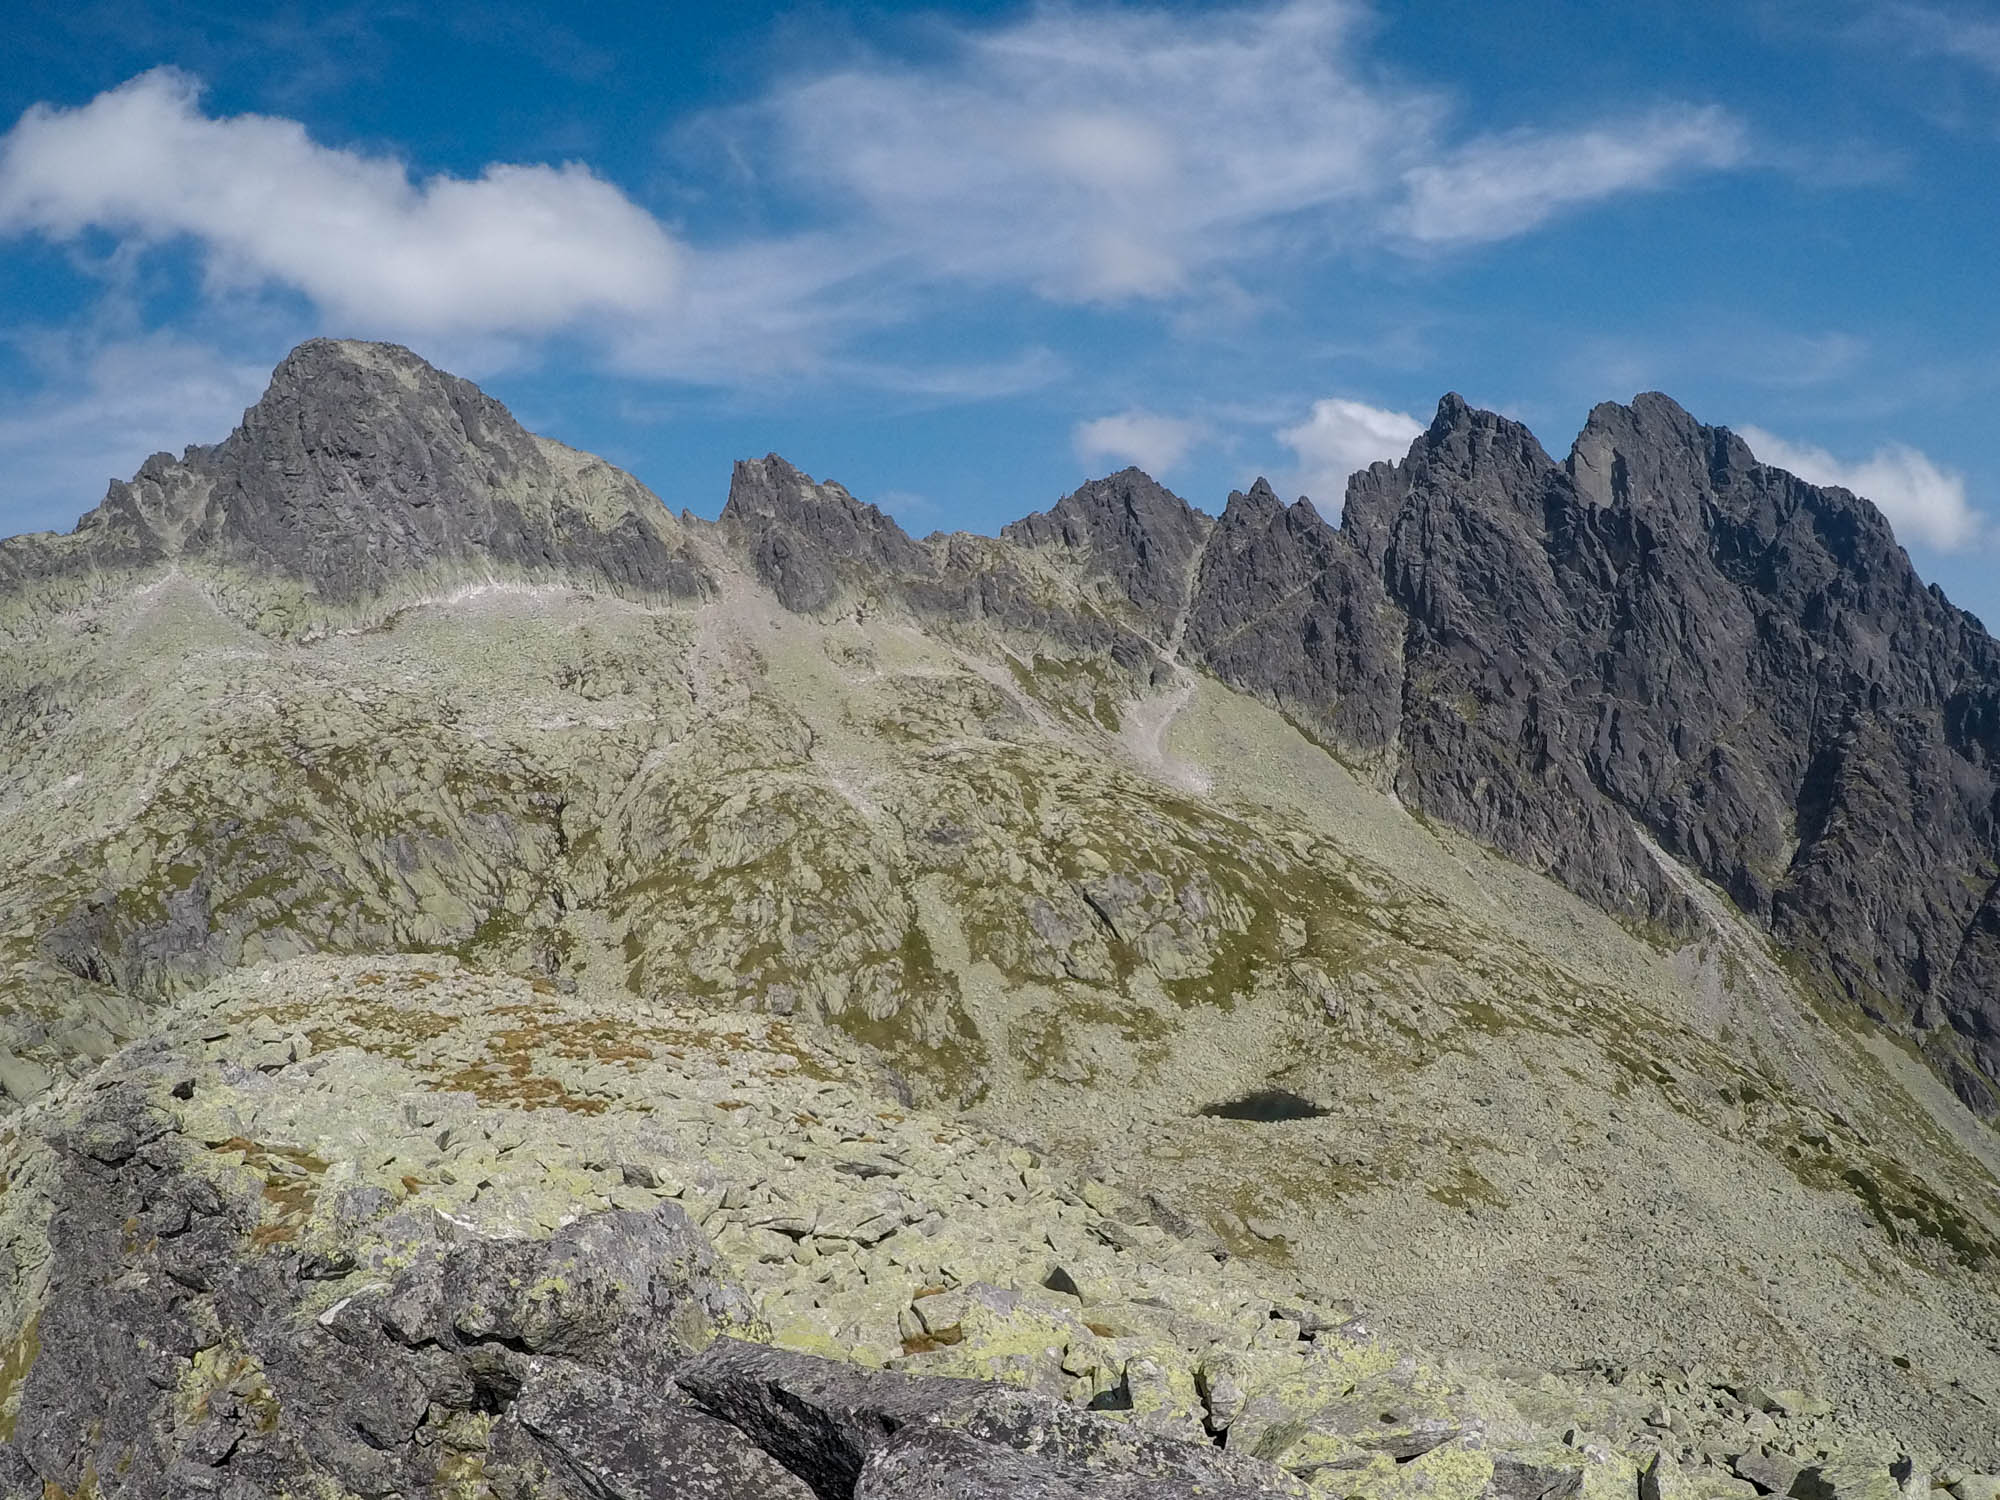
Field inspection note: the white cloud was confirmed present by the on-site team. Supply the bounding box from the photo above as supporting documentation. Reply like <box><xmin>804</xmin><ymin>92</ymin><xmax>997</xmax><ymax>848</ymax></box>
<box><xmin>1074</xmin><ymin>410</ymin><xmax>1201</xmax><ymax>474</ymax></box>
<box><xmin>718</xmin><ymin>1</ymin><xmax>1748</xmax><ymax>305</ymax></box>
<box><xmin>1396</xmin><ymin>106</ymin><xmax>1748</xmax><ymax>244</ymax></box>
<box><xmin>1278</xmin><ymin>396</ymin><xmax>1423</xmax><ymax>507</ymax></box>
<box><xmin>0</xmin><ymin>68</ymin><xmax>682</xmax><ymax>340</ymax></box>
<box><xmin>1738</xmin><ymin>424</ymin><xmax>1984</xmax><ymax>552</ymax></box>
<box><xmin>735</xmin><ymin>0</ymin><xmax>1431</xmax><ymax>304</ymax></box>
<box><xmin>0</xmin><ymin>10</ymin><xmax>1754</xmax><ymax>391</ymax></box>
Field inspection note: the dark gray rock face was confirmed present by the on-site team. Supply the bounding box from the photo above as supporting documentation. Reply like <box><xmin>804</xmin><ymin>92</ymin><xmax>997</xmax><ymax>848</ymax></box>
<box><xmin>490</xmin><ymin>1366</ymin><xmax>818</xmax><ymax>1500</ymax></box>
<box><xmin>1179</xmin><ymin>477</ymin><xmax>1404</xmax><ymax>755</ymax></box>
<box><xmin>1002</xmin><ymin>468</ymin><xmax>1212</xmax><ymax>642</ymax></box>
<box><xmin>722</xmin><ymin>455</ymin><xmax>930</xmax><ymax>614</ymax></box>
<box><xmin>1</xmin><ymin>340</ymin><xmax>710</xmax><ymax>608</ymax></box>
<box><xmin>853</xmin><ymin>1423</ymin><xmax>1287</xmax><ymax>1499</ymax></box>
<box><xmin>1489</xmin><ymin>1456</ymin><xmax>1586</xmax><ymax>1500</ymax></box>
<box><xmin>719</xmin><ymin>455</ymin><xmax>1172</xmax><ymax>680</ymax></box>
<box><xmin>1172</xmin><ymin>393</ymin><xmax>2000</xmax><ymax>1109</ymax></box>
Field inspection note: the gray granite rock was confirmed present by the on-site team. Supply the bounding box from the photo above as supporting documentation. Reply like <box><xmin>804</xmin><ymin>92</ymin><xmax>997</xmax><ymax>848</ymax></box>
<box><xmin>490</xmin><ymin>1364</ymin><xmax>818</xmax><ymax>1500</ymax></box>
<box><xmin>722</xmin><ymin>454</ymin><xmax>930</xmax><ymax>614</ymax></box>
<box><xmin>677</xmin><ymin>1339</ymin><xmax>1307</xmax><ymax>1499</ymax></box>
<box><xmin>1168</xmin><ymin>392</ymin><xmax>2000</xmax><ymax>1111</ymax></box>
<box><xmin>0</xmin><ymin>1057</ymin><xmax>764</xmax><ymax>1497</ymax></box>
<box><xmin>0</xmin><ymin>339</ymin><xmax>711</xmax><ymax>610</ymax></box>
<box><xmin>1002</xmin><ymin>468</ymin><xmax>1212</xmax><ymax>642</ymax></box>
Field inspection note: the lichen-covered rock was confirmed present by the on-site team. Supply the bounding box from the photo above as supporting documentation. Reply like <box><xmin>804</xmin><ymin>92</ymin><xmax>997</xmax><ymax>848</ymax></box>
<box><xmin>678</xmin><ymin>1339</ymin><xmax>1308</xmax><ymax>1499</ymax></box>
<box><xmin>0</xmin><ymin>1053</ymin><xmax>760</xmax><ymax>1497</ymax></box>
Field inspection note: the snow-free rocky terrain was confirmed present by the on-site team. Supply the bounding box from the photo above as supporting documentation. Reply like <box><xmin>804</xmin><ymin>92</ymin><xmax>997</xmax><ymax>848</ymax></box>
<box><xmin>0</xmin><ymin>339</ymin><xmax>1997</xmax><ymax>1497</ymax></box>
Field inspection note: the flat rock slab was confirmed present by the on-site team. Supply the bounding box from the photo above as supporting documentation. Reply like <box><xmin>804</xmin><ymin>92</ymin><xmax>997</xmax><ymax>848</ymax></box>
<box><xmin>677</xmin><ymin>1339</ymin><xmax>1307</xmax><ymax>1499</ymax></box>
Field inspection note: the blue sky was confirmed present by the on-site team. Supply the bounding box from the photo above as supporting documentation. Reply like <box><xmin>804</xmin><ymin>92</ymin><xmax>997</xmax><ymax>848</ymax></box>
<box><xmin>4</xmin><ymin>1</ymin><xmax>1999</xmax><ymax>617</ymax></box>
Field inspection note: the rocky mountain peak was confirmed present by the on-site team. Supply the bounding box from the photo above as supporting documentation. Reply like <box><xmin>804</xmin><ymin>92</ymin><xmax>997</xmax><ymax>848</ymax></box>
<box><xmin>1405</xmin><ymin>392</ymin><xmax>1555</xmax><ymax>491</ymax></box>
<box><xmin>218</xmin><ymin>338</ymin><xmax>542</xmax><ymax>498</ymax></box>
<box><xmin>1003</xmin><ymin>466</ymin><xmax>1206</xmax><ymax>548</ymax></box>
<box><xmin>1567</xmin><ymin>391</ymin><xmax>1758</xmax><ymax>516</ymax></box>
<box><xmin>2</xmin><ymin>339</ymin><xmax>709</xmax><ymax>617</ymax></box>
<box><xmin>1219</xmin><ymin>476</ymin><xmax>1288</xmax><ymax>527</ymax></box>
<box><xmin>1002</xmin><ymin>467</ymin><xmax>1209</xmax><ymax>637</ymax></box>
<box><xmin>721</xmin><ymin>454</ymin><xmax>927</xmax><ymax>613</ymax></box>
<box><xmin>721</xmin><ymin>454</ymin><xmax>913</xmax><ymax>548</ymax></box>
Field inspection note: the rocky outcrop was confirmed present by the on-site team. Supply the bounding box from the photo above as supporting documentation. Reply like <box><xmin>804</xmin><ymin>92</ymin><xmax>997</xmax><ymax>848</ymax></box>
<box><xmin>0</xmin><ymin>1042</ymin><xmax>1314</xmax><ymax>1498</ymax></box>
<box><xmin>1002</xmin><ymin>468</ymin><xmax>1213</xmax><ymax>643</ymax></box>
<box><xmin>722</xmin><ymin>454</ymin><xmax>931</xmax><ymax>614</ymax></box>
<box><xmin>718</xmin><ymin>454</ymin><xmax>1171</xmax><ymax>679</ymax></box>
<box><xmin>679</xmin><ymin>1340</ymin><xmax>1309</xmax><ymax>1499</ymax></box>
<box><xmin>1179</xmin><ymin>478</ymin><xmax>1404</xmax><ymax>762</ymax></box>
<box><xmin>1320</xmin><ymin>394</ymin><xmax>1999</xmax><ymax>1110</ymax></box>
<box><xmin>0</xmin><ymin>339</ymin><xmax>710</xmax><ymax>614</ymax></box>
<box><xmin>1035</xmin><ymin>396</ymin><xmax>2000</xmax><ymax>1113</ymax></box>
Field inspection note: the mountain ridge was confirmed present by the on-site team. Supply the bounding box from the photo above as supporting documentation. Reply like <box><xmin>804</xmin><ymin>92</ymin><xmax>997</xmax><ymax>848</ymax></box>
<box><xmin>3</xmin><ymin>337</ymin><xmax>1997</xmax><ymax>1115</ymax></box>
<box><xmin>4</xmin><ymin>339</ymin><xmax>2000</xmax><ymax>1491</ymax></box>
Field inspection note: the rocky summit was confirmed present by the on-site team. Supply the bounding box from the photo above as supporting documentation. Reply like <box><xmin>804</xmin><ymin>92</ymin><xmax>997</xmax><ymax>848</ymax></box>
<box><xmin>0</xmin><ymin>338</ymin><xmax>1997</xmax><ymax>1498</ymax></box>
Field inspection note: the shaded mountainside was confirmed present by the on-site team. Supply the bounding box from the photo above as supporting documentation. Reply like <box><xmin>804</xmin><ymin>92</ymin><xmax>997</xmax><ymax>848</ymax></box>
<box><xmin>1227</xmin><ymin>392</ymin><xmax>2000</xmax><ymax>1114</ymax></box>
<box><xmin>713</xmin><ymin>386</ymin><xmax>2000</xmax><ymax>1117</ymax></box>
<box><xmin>3</xmin><ymin>339</ymin><xmax>2000</xmax><ymax>1494</ymax></box>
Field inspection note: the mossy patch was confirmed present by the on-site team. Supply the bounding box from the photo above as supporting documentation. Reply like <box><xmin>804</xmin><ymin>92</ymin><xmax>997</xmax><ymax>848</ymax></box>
<box><xmin>0</xmin><ymin>1313</ymin><xmax>39</xmax><ymax>1442</ymax></box>
<box><xmin>825</xmin><ymin>927</ymin><xmax>989</xmax><ymax>1106</ymax></box>
<box><xmin>1425</xmin><ymin>1163</ymin><xmax>1510</xmax><ymax>1213</ymax></box>
<box><xmin>1776</xmin><ymin>1123</ymin><xmax>1998</xmax><ymax>1271</ymax></box>
<box><xmin>1003</xmin><ymin>652</ymin><xmax>1127</xmax><ymax>733</ymax></box>
<box><xmin>174</xmin><ymin>1343</ymin><xmax>280</xmax><ymax>1436</ymax></box>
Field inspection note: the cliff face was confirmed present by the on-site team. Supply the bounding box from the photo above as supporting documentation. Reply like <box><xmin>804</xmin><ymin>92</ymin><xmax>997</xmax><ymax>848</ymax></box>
<box><xmin>715</xmin><ymin>376</ymin><xmax>2000</xmax><ymax>1109</ymax></box>
<box><xmin>1172</xmin><ymin>392</ymin><xmax>2000</xmax><ymax>1110</ymax></box>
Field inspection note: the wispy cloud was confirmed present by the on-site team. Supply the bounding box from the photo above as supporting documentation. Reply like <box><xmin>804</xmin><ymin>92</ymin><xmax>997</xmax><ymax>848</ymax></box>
<box><xmin>1277</xmin><ymin>396</ymin><xmax>1423</xmax><ymax>508</ymax></box>
<box><xmin>1738</xmin><ymin>423</ymin><xmax>1984</xmax><ymax>552</ymax></box>
<box><xmin>0</xmin><ymin>5</ymin><xmax>1757</xmax><ymax>394</ymax></box>
<box><xmin>1395</xmin><ymin>106</ymin><xmax>1748</xmax><ymax>245</ymax></box>
<box><xmin>720</xmin><ymin>0</ymin><xmax>1436</xmax><ymax>304</ymax></box>
<box><xmin>1074</xmin><ymin>409</ymin><xmax>1203</xmax><ymax>474</ymax></box>
<box><xmin>1862</xmin><ymin>2</ymin><xmax>2000</xmax><ymax>78</ymax></box>
<box><xmin>714</xmin><ymin>2</ymin><xmax>1751</xmax><ymax>300</ymax></box>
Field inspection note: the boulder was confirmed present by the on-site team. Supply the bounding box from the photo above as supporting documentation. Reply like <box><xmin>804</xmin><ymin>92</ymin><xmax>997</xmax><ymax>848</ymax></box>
<box><xmin>677</xmin><ymin>1339</ymin><xmax>1308</xmax><ymax>1499</ymax></box>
